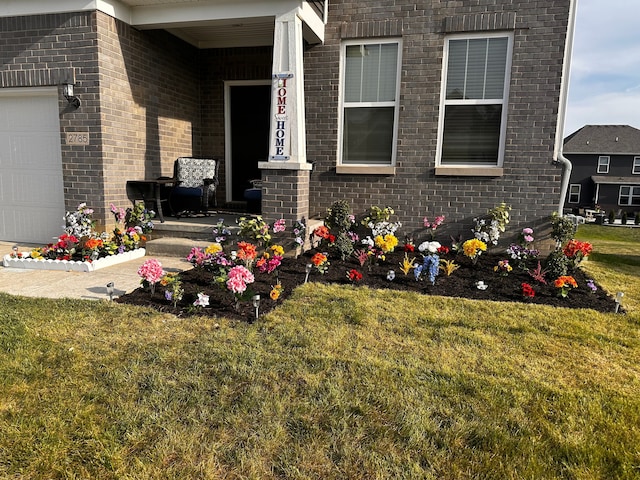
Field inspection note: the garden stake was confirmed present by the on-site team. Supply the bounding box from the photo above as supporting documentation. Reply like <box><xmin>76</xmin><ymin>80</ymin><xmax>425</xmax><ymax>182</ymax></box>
<box><xmin>304</xmin><ymin>263</ymin><xmax>312</xmax><ymax>283</ymax></box>
<box><xmin>252</xmin><ymin>294</ymin><xmax>261</xmax><ymax>320</ymax></box>
<box><xmin>615</xmin><ymin>292</ymin><xmax>624</xmax><ymax>313</ymax></box>
<box><xmin>106</xmin><ymin>282</ymin><xmax>114</xmax><ymax>301</ymax></box>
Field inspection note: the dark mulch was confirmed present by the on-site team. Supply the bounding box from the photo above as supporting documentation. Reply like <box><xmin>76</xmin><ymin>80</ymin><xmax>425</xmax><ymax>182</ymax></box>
<box><xmin>116</xmin><ymin>250</ymin><xmax>620</xmax><ymax>321</ymax></box>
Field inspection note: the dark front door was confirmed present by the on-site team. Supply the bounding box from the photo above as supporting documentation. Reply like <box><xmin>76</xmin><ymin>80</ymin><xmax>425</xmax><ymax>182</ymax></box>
<box><xmin>229</xmin><ymin>84</ymin><xmax>271</xmax><ymax>202</ymax></box>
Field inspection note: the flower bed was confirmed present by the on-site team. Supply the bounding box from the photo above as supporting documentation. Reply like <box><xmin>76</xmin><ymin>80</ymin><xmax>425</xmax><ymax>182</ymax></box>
<box><xmin>115</xmin><ymin>205</ymin><xmax>618</xmax><ymax>321</ymax></box>
<box><xmin>3</xmin><ymin>202</ymin><xmax>154</xmax><ymax>272</ymax></box>
<box><xmin>116</xmin><ymin>250</ymin><xmax>618</xmax><ymax>321</ymax></box>
<box><xmin>2</xmin><ymin>248</ymin><xmax>146</xmax><ymax>272</ymax></box>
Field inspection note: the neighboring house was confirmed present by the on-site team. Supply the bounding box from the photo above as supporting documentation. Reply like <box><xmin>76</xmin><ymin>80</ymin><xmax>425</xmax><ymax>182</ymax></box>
<box><xmin>563</xmin><ymin>125</ymin><xmax>640</xmax><ymax>216</ymax></box>
<box><xmin>0</xmin><ymin>0</ymin><xmax>575</xmax><ymax>244</ymax></box>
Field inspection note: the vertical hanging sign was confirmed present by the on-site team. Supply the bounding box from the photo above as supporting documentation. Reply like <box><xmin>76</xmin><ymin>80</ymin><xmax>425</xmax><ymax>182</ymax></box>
<box><xmin>270</xmin><ymin>72</ymin><xmax>294</xmax><ymax>161</ymax></box>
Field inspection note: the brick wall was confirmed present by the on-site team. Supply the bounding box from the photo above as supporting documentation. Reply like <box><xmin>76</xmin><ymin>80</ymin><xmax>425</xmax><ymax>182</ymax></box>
<box><xmin>304</xmin><ymin>0</ymin><xmax>571</xmax><ymax>240</ymax></box>
<box><xmin>96</xmin><ymin>12</ymin><xmax>201</xmax><ymax>226</ymax></box>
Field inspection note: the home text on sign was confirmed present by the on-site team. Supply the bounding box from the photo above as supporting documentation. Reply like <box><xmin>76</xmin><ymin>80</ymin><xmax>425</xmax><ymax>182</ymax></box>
<box><xmin>270</xmin><ymin>73</ymin><xmax>293</xmax><ymax>161</ymax></box>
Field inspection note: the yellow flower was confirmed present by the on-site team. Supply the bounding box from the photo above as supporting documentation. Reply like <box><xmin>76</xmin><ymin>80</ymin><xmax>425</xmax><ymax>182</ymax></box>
<box><xmin>270</xmin><ymin>283</ymin><xmax>283</xmax><ymax>301</ymax></box>
<box><xmin>270</xmin><ymin>244</ymin><xmax>284</xmax><ymax>256</ymax></box>
<box><xmin>462</xmin><ymin>239</ymin><xmax>487</xmax><ymax>259</ymax></box>
<box><xmin>205</xmin><ymin>243</ymin><xmax>222</xmax><ymax>255</ymax></box>
<box><xmin>375</xmin><ymin>234</ymin><xmax>398</xmax><ymax>253</ymax></box>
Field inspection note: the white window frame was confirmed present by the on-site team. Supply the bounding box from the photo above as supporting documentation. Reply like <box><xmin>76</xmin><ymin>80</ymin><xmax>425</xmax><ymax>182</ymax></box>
<box><xmin>633</xmin><ymin>156</ymin><xmax>640</xmax><ymax>174</ymax></box>
<box><xmin>337</xmin><ymin>38</ymin><xmax>402</xmax><ymax>174</ymax></box>
<box><xmin>597</xmin><ymin>156</ymin><xmax>610</xmax><ymax>174</ymax></box>
<box><xmin>618</xmin><ymin>185</ymin><xmax>640</xmax><ymax>206</ymax></box>
<box><xmin>435</xmin><ymin>32</ymin><xmax>513</xmax><ymax>173</ymax></box>
<box><xmin>568</xmin><ymin>184</ymin><xmax>581</xmax><ymax>204</ymax></box>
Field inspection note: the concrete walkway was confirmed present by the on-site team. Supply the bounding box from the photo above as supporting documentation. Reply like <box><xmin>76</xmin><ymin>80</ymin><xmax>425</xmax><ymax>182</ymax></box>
<box><xmin>0</xmin><ymin>241</ymin><xmax>191</xmax><ymax>300</ymax></box>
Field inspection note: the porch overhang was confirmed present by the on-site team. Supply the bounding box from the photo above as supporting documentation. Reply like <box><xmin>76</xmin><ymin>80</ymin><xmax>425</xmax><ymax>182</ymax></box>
<box><xmin>0</xmin><ymin>0</ymin><xmax>325</xmax><ymax>48</ymax></box>
<box><xmin>591</xmin><ymin>175</ymin><xmax>640</xmax><ymax>186</ymax></box>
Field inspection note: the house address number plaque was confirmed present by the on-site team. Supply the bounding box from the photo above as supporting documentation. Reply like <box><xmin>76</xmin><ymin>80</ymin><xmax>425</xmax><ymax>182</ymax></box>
<box><xmin>65</xmin><ymin>132</ymin><xmax>90</xmax><ymax>145</ymax></box>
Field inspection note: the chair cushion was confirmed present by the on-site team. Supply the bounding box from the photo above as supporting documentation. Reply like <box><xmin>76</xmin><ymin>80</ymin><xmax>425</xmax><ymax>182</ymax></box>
<box><xmin>173</xmin><ymin>186</ymin><xmax>203</xmax><ymax>197</ymax></box>
<box><xmin>244</xmin><ymin>188</ymin><xmax>262</xmax><ymax>201</ymax></box>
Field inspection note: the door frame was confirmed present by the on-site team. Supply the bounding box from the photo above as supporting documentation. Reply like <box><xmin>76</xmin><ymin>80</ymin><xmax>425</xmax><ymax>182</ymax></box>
<box><xmin>224</xmin><ymin>79</ymin><xmax>272</xmax><ymax>204</ymax></box>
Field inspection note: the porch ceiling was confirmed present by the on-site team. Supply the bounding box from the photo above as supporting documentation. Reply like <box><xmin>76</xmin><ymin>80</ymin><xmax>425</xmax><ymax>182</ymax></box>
<box><xmin>1</xmin><ymin>0</ymin><xmax>324</xmax><ymax>48</ymax></box>
<box><xmin>116</xmin><ymin>0</ymin><xmax>322</xmax><ymax>48</ymax></box>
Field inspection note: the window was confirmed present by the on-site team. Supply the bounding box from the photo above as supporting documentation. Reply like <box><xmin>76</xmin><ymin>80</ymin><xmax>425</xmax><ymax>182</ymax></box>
<box><xmin>338</xmin><ymin>39</ymin><xmax>402</xmax><ymax>168</ymax></box>
<box><xmin>568</xmin><ymin>184</ymin><xmax>581</xmax><ymax>204</ymax></box>
<box><xmin>437</xmin><ymin>33</ymin><xmax>512</xmax><ymax>168</ymax></box>
<box><xmin>633</xmin><ymin>157</ymin><xmax>640</xmax><ymax>174</ymax></box>
<box><xmin>597</xmin><ymin>156</ymin><xmax>610</xmax><ymax>173</ymax></box>
<box><xmin>619</xmin><ymin>186</ymin><xmax>640</xmax><ymax>206</ymax></box>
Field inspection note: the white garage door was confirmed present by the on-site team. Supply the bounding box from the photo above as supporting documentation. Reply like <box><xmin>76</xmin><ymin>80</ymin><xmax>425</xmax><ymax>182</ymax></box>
<box><xmin>0</xmin><ymin>88</ymin><xmax>65</xmax><ymax>244</ymax></box>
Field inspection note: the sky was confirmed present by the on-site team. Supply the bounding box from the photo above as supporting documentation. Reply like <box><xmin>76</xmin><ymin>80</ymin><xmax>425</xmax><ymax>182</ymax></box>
<box><xmin>564</xmin><ymin>0</ymin><xmax>640</xmax><ymax>135</ymax></box>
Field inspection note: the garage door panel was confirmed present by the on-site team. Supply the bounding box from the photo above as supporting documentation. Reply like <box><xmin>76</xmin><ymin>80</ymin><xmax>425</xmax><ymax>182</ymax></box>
<box><xmin>10</xmin><ymin>133</ymin><xmax>63</xmax><ymax>169</ymax></box>
<box><xmin>7</xmin><ymin>171</ymin><xmax>64</xmax><ymax>206</ymax></box>
<box><xmin>0</xmin><ymin>208</ymin><xmax>61</xmax><ymax>244</ymax></box>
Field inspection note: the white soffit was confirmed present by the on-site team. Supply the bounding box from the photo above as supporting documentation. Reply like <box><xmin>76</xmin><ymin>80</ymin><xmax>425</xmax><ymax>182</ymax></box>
<box><xmin>2</xmin><ymin>0</ymin><xmax>324</xmax><ymax>47</ymax></box>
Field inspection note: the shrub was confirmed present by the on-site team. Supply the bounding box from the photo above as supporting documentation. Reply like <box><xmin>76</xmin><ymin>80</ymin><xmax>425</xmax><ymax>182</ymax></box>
<box><xmin>325</xmin><ymin>200</ymin><xmax>353</xmax><ymax>234</ymax></box>
<box><xmin>621</xmin><ymin>211</ymin><xmax>628</xmax><ymax>225</ymax></box>
<box><xmin>550</xmin><ymin>212</ymin><xmax>576</xmax><ymax>246</ymax></box>
<box><xmin>608</xmin><ymin>210</ymin><xmax>616</xmax><ymax>224</ymax></box>
<box><xmin>635</xmin><ymin>212</ymin><xmax>640</xmax><ymax>225</ymax></box>
<box><xmin>333</xmin><ymin>232</ymin><xmax>355</xmax><ymax>261</ymax></box>
<box><xmin>545</xmin><ymin>250</ymin><xmax>570</xmax><ymax>278</ymax></box>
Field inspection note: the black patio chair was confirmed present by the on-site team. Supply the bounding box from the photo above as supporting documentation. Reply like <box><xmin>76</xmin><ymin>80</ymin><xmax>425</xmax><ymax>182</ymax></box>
<box><xmin>169</xmin><ymin>157</ymin><xmax>220</xmax><ymax>218</ymax></box>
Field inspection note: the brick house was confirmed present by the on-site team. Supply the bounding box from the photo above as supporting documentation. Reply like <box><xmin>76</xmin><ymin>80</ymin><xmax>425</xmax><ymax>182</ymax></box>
<box><xmin>563</xmin><ymin>125</ymin><xmax>640</xmax><ymax>216</ymax></box>
<box><xmin>0</xmin><ymin>0</ymin><xmax>576</xmax><ymax>244</ymax></box>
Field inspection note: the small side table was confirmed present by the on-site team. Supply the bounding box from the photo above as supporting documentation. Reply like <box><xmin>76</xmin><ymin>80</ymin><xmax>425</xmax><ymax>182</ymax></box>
<box><xmin>126</xmin><ymin>178</ymin><xmax>175</xmax><ymax>223</ymax></box>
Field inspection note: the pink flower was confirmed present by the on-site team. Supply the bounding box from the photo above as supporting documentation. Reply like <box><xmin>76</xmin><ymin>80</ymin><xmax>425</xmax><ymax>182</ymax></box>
<box><xmin>137</xmin><ymin>258</ymin><xmax>164</xmax><ymax>284</ymax></box>
<box><xmin>226</xmin><ymin>265</ymin><xmax>255</xmax><ymax>294</ymax></box>
<box><xmin>273</xmin><ymin>219</ymin><xmax>286</xmax><ymax>233</ymax></box>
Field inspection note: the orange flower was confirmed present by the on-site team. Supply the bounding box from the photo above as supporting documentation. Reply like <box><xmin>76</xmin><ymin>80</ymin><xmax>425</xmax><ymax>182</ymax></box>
<box><xmin>84</xmin><ymin>238</ymin><xmax>103</xmax><ymax>250</ymax></box>
<box><xmin>554</xmin><ymin>275</ymin><xmax>577</xmax><ymax>289</ymax></box>
<box><xmin>311</xmin><ymin>252</ymin><xmax>327</xmax><ymax>266</ymax></box>
<box><xmin>237</xmin><ymin>241</ymin><xmax>257</xmax><ymax>261</ymax></box>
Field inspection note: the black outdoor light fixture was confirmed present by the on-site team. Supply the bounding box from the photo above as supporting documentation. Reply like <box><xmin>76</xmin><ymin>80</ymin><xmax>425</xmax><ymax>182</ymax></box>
<box><xmin>62</xmin><ymin>82</ymin><xmax>81</xmax><ymax>108</ymax></box>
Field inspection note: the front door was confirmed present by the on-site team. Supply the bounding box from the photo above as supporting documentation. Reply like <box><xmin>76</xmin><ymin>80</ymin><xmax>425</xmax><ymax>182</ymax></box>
<box><xmin>226</xmin><ymin>82</ymin><xmax>271</xmax><ymax>202</ymax></box>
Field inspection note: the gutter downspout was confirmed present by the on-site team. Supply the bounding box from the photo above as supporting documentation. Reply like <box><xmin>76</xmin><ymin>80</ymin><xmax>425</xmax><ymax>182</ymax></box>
<box><xmin>553</xmin><ymin>0</ymin><xmax>579</xmax><ymax>216</ymax></box>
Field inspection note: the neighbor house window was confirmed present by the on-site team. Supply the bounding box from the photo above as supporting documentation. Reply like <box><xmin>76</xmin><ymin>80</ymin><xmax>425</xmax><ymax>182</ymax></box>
<box><xmin>568</xmin><ymin>184</ymin><xmax>581</xmax><ymax>204</ymax></box>
<box><xmin>339</xmin><ymin>39</ymin><xmax>402</xmax><ymax>166</ymax></box>
<box><xmin>597</xmin><ymin>156</ymin><xmax>610</xmax><ymax>173</ymax></box>
<box><xmin>619</xmin><ymin>186</ymin><xmax>640</xmax><ymax>206</ymax></box>
<box><xmin>437</xmin><ymin>33</ymin><xmax>513</xmax><ymax>167</ymax></box>
<box><xmin>633</xmin><ymin>156</ymin><xmax>640</xmax><ymax>174</ymax></box>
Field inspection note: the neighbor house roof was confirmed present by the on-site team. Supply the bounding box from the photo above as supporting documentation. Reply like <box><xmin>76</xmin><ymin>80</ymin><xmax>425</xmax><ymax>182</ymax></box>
<box><xmin>563</xmin><ymin>125</ymin><xmax>640</xmax><ymax>154</ymax></box>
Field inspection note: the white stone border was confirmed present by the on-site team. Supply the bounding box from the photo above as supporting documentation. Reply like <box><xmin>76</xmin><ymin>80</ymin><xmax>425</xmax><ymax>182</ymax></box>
<box><xmin>2</xmin><ymin>248</ymin><xmax>146</xmax><ymax>272</ymax></box>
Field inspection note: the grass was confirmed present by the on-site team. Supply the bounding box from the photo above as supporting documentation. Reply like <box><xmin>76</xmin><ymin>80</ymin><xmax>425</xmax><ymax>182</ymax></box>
<box><xmin>1</xmin><ymin>225</ymin><xmax>639</xmax><ymax>479</ymax></box>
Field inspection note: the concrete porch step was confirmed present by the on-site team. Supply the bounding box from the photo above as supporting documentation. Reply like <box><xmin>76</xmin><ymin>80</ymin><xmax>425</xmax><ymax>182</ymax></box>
<box><xmin>145</xmin><ymin>215</ymin><xmax>324</xmax><ymax>258</ymax></box>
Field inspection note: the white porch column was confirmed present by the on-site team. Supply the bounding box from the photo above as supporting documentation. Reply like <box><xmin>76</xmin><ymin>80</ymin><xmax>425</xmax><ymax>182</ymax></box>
<box><xmin>258</xmin><ymin>9</ymin><xmax>312</xmax><ymax>230</ymax></box>
<box><xmin>259</xmin><ymin>10</ymin><xmax>311</xmax><ymax>170</ymax></box>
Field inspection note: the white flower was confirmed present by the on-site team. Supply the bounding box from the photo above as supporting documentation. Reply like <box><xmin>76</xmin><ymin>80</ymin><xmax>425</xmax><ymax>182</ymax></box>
<box><xmin>361</xmin><ymin>236</ymin><xmax>374</xmax><ymax>248</ymax></box>
<box><xmin>193</xmin><ymin>293</ymin><xmax>209</xmax><ymax>307</ymax></box>
<box><xmin>418</xmin><ymin>241</ymin><xmax>441</xmax><ymax>254</ymax></box>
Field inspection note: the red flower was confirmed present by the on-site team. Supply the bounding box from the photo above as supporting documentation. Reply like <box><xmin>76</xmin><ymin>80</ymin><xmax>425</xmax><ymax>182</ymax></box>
<box><xmin>437</xmin><ymin>245</ymin><xmax>450</xmax><ymax>255</ymax></box>
<box><xmin>313</xmin><ymin>226</ymin><xmax>331</xmax><ymax>239</ymax></box>
<box><xmin>404</xmin><ymin>243</ymin><xmax>415</xmax><ymax>252</ymax></box>
<box><xmin>347</xmin><ymin>269</ymin><xmax>363</xmax><ymax>282</ymax></box>
<box><xmin>521</xmin><ymin>283</ymin><xmax>535</xmax><ymax>298</ymax></box>
<box><xmin>328</xmin><ymin>234</ymin><xmax>336</xmax><ymax>244</ymax></box>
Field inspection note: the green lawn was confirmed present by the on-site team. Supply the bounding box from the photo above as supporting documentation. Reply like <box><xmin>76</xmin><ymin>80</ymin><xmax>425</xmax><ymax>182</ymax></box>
<box><xmin>1</xmin><ymin>225</ymin><xmax>639</xmax><ymax>479</ymax></box>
